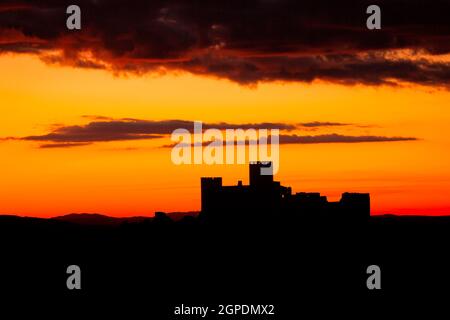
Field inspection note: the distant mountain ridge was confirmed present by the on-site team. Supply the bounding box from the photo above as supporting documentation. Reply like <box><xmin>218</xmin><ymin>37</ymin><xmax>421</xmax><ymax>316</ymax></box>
<box><xmin>52</xmin><ymin>213</ymin><xmax>151</xmax><ymax>226</ymax></box>
<box><xmin>53</xmin><ymin>212</ymin><xmax>199</xmax><ymax>225</ymax></box>
<box><xmin>1</xmin><ymin>213</ymin><xmax>449</xmax><ymax>227</ymax></box>
<box><xmin>0</xmin><ymin>212</ymin><xmax>199</xmax><ymax>226</ymax></box>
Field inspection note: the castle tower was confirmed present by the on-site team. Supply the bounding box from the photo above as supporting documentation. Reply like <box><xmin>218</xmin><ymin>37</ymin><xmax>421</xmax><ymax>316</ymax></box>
<box><xmin>249</xmin><ymin>161</ymin><xmax>274</xmax><ymax>187</ymax></box>
<box><xmin>340</xmin><ymin>192</ymin><xmax>370</xmax><ymax>221</ymax></box>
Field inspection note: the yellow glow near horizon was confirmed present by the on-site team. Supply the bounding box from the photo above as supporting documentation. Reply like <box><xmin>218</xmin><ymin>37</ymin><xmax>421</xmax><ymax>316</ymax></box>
<box><xmin>1</xmin><ymin>54</ymin><xmax>450</xmax><ymax>217</ymax></box>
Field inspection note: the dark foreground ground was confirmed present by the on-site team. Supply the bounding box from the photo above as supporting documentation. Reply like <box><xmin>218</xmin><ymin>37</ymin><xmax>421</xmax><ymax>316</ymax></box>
<box><xmin>1</xmin><ymin>213</ymin><xmax>450</xmax><ymax>317</ymax></box>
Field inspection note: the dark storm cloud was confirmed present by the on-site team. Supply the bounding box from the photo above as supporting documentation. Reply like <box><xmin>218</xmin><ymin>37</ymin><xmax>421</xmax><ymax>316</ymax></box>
<box><xmin>0</xmin><ymin>3</ymin><xmax>34</xmax><ymax>12</ymax></box>
<box><xmin>1</xmin><ymin>1</ymin><xmax>450</xmax><ymax>86</ymax></box>
<box><xmin>0</xmin><ymin>41</ymin><xmax>49</xmax><ymax>53</ymax></box>
<box><xmin>178</xmin><ymin>54</ymin><xmax>450</xmax><ymax>86</ymax></box>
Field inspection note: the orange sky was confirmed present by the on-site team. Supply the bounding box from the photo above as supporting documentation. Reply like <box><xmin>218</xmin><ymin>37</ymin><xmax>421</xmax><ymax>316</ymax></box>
<box><xmin>1</xmin><ymin>54</ymin><xmax>450</xmax><ymax>217</ymax></box>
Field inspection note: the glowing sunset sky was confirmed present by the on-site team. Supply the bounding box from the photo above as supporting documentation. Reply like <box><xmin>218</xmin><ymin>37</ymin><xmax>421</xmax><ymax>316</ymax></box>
<box><xmin>1</xmin><ymin>1</ymin><xmax>450</xmax><ymax>216</ymax></box>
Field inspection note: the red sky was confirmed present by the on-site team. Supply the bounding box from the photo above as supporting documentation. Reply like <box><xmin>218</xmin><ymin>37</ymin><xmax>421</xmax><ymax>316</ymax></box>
<box><xmin>1</xmin><ymin>1</ymin><xmax>450</xmax><ymax>217</ymax></box>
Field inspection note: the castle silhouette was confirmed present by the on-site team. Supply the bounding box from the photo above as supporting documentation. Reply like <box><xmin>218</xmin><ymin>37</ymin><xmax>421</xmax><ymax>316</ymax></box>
<box><xmin>200</xmin><ymin>161</ymin><xmax>370</xmax><ymax>223</ymax></box>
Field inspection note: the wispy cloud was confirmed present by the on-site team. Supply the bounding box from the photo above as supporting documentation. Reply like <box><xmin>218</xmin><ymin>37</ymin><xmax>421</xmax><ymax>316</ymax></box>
<box><xmin>278</xmin><ymin>134</ymin><xmax>418</xmax><ymax>144</ymax></box>
<box><xmin>165</xmin><ymin>133</ymin><xmax>418</xmax><ymax>148</ymax></box>
<box><xmin>3</xmin><ymin>117</ymin><xmax>417</xmax><ymax>148</ymax></box>
<box><xmin>10</xmin><ymin>118</ymin><xmax>296</xmax><ymax>147</ymax></box>
<box><xmin>39</xmin><ymin>142</ymin><xmax>91</xmax><ymax>149</ymax></box>
<box><xmin>298</xmin><ymin>121</ymin><xmax>351</xmax><ymax>128</ymax></box>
